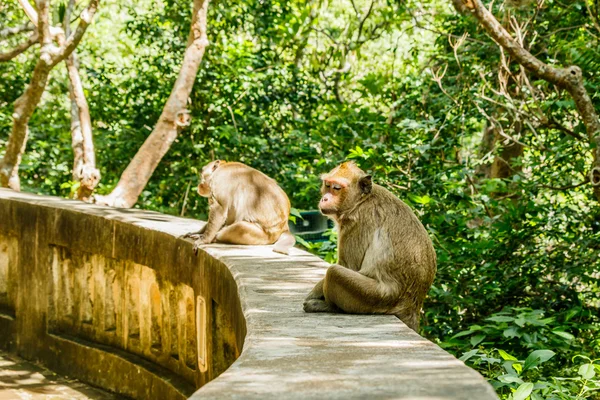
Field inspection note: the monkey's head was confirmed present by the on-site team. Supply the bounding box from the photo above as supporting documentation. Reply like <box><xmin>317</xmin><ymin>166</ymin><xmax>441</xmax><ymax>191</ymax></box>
<box><xmin>319</xmin><ymin>161</ymin><xmax>372</xmax><ymax>217</ymax></box>
<box><xmin>198</xmin><ymin>160</ymin><xmax>221</xmax><ymax>197</ymax></box>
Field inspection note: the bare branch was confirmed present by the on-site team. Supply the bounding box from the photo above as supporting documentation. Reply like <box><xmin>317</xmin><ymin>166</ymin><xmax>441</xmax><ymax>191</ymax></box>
<box><xmin>16</xmin><ymin>0</ymin><xmax>64</xmax><ymax>40</ymax></box>
<box><xmin>0</xmin><ymin>32</ymin><xmax>38</xmax><ymax>62</ymax></box>
<box><xmin>455</xmin><ymin>0</ymin><xmax>600</xmax><ymax>200</ymax></box>
<box><xmin>585</xmin><ymin>0</ymin><xmax>600</xmax><ymax>34</ymax></box>
<box><xmin>355</xmin><ymin>0</ymin><xmax>375</xmax><ymax>43</ymax></box>
<box><xmin>54</xmin><ymin>0</ymin><xmax>99</xmax><ymax>64</ymax></box>
<box><xmin>34</xmin><ymin>0</ymin><xmax>53</xmax><ymax>45</ymax></box>
<box><xmin>540</xmin><ymin>177</ymin><xmax>590</xmax><ymax>191</ymax></box>
<box><xmin>0</xmin><ymin>23</ymin><xmax>34</xmax><ymax>39</ymax></box>
<box><xmin>17</xmin><ymin>0</ymin><xmax>39</xmax><ymax>28</ymax></box>
<box><xmin>431</xmin><ymin>64</ymin><xmax>459</xmax><ymax>105</ymax></box>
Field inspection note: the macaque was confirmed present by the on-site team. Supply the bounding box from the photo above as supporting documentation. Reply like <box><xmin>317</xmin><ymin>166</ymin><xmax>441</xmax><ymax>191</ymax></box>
<box><xmin>183</xmin><ymin>160</ymin><xmax>295</xmax><ymax>255</ymax></box>
<box><xmin>303</xmin><ymin>162</ymin><xmax>437</xmax><ymax>332</ymax></box>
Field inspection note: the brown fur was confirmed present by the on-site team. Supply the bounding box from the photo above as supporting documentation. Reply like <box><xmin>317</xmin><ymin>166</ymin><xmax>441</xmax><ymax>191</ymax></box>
<box><xmin>303</xmin><ymin>162</ymin><xmax>437</xmax><ymax>331</ymax></box>
<box><xmin>184</xmin><ymin>160</ymin><xmax>295</xmax><ymax>255</ymax></box>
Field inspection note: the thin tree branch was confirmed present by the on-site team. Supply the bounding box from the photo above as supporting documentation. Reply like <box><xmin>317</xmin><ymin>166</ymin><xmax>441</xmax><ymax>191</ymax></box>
<box><xmin>540</xmin><ymin>177</ymin><xmax>590</xmax><ymax>191</ymax></box>
<box><xmin>54</xmin><ymin>0</ymin><xmax>99</xmax><ymax>64</ymax></box>
<box><xmin>585</xmin><ymin>0</ymin><xmax>600</xmax><ymax>34</ymax></box>
<box><xmin>0</xmin><ymin>23</ymin><xmax>34</xmax><ymax>39</ymax></box>
<box><xmin>0</xmin><ymin>32</ymin><xmax>38</xmax><ymax>62</ymax></box>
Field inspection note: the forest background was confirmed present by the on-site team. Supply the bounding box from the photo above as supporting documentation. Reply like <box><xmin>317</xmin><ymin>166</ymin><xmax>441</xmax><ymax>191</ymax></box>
<box><xmin>1</xmin><ymin>0</ymin><xmax>600</xmax><ymax>398</ymax></box>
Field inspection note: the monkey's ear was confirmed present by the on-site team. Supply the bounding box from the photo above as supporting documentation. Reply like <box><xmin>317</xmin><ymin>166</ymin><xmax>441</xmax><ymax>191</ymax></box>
<box><xmin>212</xmin><ymin>160</ymin><xmax>221</xmax><ymax>171</ymax></box>
<box><xmin>359</xmin><ymin>175</ymin><xmax>372</xmax><ymax>194</ymax></box>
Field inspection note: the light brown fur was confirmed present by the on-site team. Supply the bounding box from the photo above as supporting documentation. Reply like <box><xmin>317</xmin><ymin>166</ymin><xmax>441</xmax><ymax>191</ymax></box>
<box><xmin>303</xmin><ymin>162</ymin><xmax>437</xmax><ymax>331</ymax></box>
<box><xmin>184</xmin><ymin>160</ymin><xmax>295</xmax><ymax>255</ymax></box>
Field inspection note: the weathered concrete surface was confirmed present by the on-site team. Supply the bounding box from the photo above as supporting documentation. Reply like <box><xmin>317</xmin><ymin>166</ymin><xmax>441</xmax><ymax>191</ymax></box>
<box><xmin>0</xmin><ymin>350</ymin><xmax>118</xmax><ymax>399</ymax></box>
<box><xmin>193</xmin><ymin>245</ymin><xmax>499</xmax><ymax>400</ymax></box>
<box><xmin>0</xmin><ymin>189</ymin><xmax>498</xmax><ymax>399</ymax></box>
<box><xmin>0</xmin><ymin>189</ymin><xmax>244</xmax><ymax>399</ymax></box>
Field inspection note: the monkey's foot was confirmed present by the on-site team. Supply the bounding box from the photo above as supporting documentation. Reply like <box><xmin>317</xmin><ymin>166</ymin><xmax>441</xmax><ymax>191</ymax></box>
<box><xmin>303</xmin><ymin>299</ymin><xmax>336</xmax><ymax>313</ymax></box>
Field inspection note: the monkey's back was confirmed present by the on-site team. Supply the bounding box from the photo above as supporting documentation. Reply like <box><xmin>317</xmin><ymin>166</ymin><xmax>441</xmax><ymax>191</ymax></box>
<box><xmin>213</xmin><ymin>162</ymin><xmax>291</xmax><ymax>237</ymax></box>
<box><xmin>339</xmin><ymin>184</ymin><xmax>437</xmax><ymax>291</ymax></box>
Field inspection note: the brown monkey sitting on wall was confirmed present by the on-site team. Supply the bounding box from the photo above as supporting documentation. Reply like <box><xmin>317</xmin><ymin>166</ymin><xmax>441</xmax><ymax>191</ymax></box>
<box><xmin>183</xmin><ymin>160</ymin><xmax>296</xmax><ymax>255</ymax></box>
<box><xmin>303</xmin><ymin>162</ymin><xmax>437</xmax><ymax>331</ymax></box>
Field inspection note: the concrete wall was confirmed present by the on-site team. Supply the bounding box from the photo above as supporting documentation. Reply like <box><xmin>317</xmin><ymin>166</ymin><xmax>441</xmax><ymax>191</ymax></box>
<box><xmin>0</xmin><ymin>189</ymin><xmax>498</xmax><ymax>399</ymax></box>
<box><xmin>0</xmin><ymin>189</ymin><xmax>244</xmax><ymax>399</ymax></box>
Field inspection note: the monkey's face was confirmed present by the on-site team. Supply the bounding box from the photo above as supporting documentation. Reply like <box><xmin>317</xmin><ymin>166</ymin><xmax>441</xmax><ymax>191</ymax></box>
<box><xmin>319</xmin><ymin>179</ymin><xmax>347</xmax><ymax>215</ymax></box>
<box><xmin>319</xmin><ymin>162</ymin><xmax>373</xmax><ymax>216</ymax></box>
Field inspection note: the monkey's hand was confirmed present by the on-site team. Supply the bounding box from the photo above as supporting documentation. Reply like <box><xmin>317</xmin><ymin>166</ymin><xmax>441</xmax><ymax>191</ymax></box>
<box><xmin>192</xmin><ymin>235</ymin><xmax>214</xmax><ymax>255</ymax></box>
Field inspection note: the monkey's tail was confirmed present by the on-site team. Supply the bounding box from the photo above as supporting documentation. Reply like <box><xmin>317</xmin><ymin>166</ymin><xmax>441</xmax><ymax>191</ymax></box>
<box><xmin>273</xmin><ymin>230</ymin><xmax>295</xmax><ymax>255</ymax></box>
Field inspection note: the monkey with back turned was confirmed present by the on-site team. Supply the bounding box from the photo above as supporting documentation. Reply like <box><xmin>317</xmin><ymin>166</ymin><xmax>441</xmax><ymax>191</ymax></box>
<box><xmin>183</xmin><ymin>160</ymin><xmax>296</xmax><ymax>255</ymax></box>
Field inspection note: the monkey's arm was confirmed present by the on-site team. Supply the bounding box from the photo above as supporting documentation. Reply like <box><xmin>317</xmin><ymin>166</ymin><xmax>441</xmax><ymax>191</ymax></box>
<box><xmin>191</xmin><ymin>202</ymin><xmax>228</xmax><ymax>255</ymax></box>
<box><xmin>201</xmin><ymin>201</ymin><xmax>228</xmax><ymax>243</ymax></box>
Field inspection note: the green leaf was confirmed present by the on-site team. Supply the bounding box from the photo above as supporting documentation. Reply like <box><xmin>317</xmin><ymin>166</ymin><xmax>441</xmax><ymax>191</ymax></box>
<box><xmin>512</xmin><ymin>363</ymin><xmax>523</xmax><ymax>375</ymax></box>
<box><xmin>531</xmin><ymin>392</ymin><xmax>543</xmax><ymax>400</ymax></box>
<box><xmin>503</xmin><ymin>327</ymin><xmax>521</xmax><ymax>339</ymax></box>
<box><xmin>409</xmin><ymin>195</ymin><xmax>432</xmax><ymax>205</ymax></box>
<box><xmin>451</xmin><ymin>330</ymin><xmax>475</xmax><ymax>339</ymax></box>
<box><xmin>523</xmin><ymin>350</ymin><xmax>555</xmax><ymax>372</ymax></box>
<box><xmin>294</xmin><ymin>235</ymin><xmax>312</xmax><ymax>249</ymax></box>
<box><xmin>512</xmin><ymin>382</ymin><xmax>534</xmax><ymax>400</ymax></box>
<box><xmin>578</xmin><ymin>364</ymin><xmax>596</xmax><ymax>380</ymax></box>
<box><xmin>551</xmin><ymin>330</ymin><xmax>575</xmax><ymax>340</ymax></box>
<box><xmin>486</xmin><ymin>315</ymin><xmax>515</xmax><ymax>323</ymax></box>
<box><xmin>498</xmin><ymin>349</ymin><xmax>518</xmax><ymax>361</ymax></box>
<box><xmin>289</xmin><ymin>208</ymin><xmax>303</xmax><ymax>224</ymax></box>
<box><xmin>459</xmin><ymin>349</ymin><xmax>478</xmax><ymax>362</ymax></box>
<box><xmin>497</xmin><ymin>375</ymin><xmax>524</xmax><ymax>384</ymax></box>
<box><xmin>470</xmin><ymin>334</ymin><xmax>486</xmax><ymax>347</ymax></box>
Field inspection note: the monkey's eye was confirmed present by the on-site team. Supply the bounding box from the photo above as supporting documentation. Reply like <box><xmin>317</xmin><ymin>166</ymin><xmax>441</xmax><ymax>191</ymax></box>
<box><xmin>332</xmin><ymin>184</ymin><xmax>342</xmax><ymax>190</ymax></box>
<box><xmin>324</xmin><ymin>182</ymin><xmax>331</xmax><ymax>188</ymax></box>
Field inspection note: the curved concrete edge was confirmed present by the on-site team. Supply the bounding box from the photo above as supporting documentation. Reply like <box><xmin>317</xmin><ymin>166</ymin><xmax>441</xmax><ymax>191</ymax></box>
<box><xmin>0</xmin><ymin>189</ymin><xmax>498</xmax><ymax>399</ymax></box>
<box><xmin>192</xmin><ymin>244</ymin><xmax>499</xmax><ymax>399</ymax></box>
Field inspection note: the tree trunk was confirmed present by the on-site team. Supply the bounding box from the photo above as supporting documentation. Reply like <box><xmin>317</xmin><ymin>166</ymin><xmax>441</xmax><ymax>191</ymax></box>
<box><xmin>64</xmin><ymin>0</ymin><xmax>100</xmax><ymax>201</ymax></box>
<box><xmin>453</xmin><ymin>0</ymin><xmax>600</xmax><ymax>201</ymax></box>
<box><xmin>94</xmin><ymin>0</ymin><xmax>210</xmax><ymax>208</ymax></box>
<box><xmin>0</xmin><ymin>61</ymin><xmax>49</xmax><ymax>190</ymax></box>
<box><xmin>479</xmin><ymin>121</ymin><xmax>524</xmax><ymax>180</ymax></box>
<box><xmin>0</xmin><ymin>0</ymin><xmax>100</xmax><ymax>191</ymax></box>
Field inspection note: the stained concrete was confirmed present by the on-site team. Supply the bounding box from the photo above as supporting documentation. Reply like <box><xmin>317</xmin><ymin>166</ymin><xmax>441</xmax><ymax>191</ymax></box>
<box><xmin>0</xmin><ymin>189</ymin><xmax>498</xmax><ymax>399</ymax></box>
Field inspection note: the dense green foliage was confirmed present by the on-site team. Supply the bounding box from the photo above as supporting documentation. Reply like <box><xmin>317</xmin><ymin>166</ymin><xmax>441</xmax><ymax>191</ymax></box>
<box><xmin>2</xmin><ymin>0</ymin><xmax>600</xmax><ymax>398</ymax></box>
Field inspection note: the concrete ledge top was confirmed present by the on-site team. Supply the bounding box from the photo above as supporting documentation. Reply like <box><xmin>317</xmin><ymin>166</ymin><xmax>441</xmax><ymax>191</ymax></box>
<box><xmin>0</xmin><ymin>189</ymin><xmax>498</xmax><ymax>400</ymax></box>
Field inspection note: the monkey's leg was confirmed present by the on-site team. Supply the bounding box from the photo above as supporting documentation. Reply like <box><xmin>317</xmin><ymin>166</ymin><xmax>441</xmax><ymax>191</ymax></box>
<box><xmin>215</xmin><ymin>221</ymin><xmax>271</xmax><ymax>245</ymax></box>
<box><xmin>303</xmin><ymin>279</ymin><xmax>341</xmax><ymax>313</ymax></box>
<box><xmin>323</xmin><ymin>265</ymin><xmax>396</xmax><ymax>314</ymax></box>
